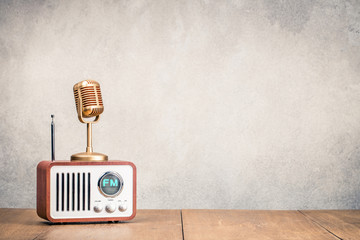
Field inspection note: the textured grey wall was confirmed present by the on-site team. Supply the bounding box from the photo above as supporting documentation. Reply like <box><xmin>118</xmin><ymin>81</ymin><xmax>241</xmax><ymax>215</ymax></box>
<box><xmin>0</xmin><ymin>0</ymin><xmax>359</xmax><ymax>209</ymax></box>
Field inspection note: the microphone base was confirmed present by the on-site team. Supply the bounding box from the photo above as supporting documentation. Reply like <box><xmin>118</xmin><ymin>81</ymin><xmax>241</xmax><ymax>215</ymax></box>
<box><xmin>71</xmin><ymin>152</ymin><xmax>108</xmax><ymax>162</ymax></box>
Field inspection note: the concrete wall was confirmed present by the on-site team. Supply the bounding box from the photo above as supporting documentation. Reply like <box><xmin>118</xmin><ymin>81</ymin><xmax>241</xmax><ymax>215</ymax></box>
<box><xmin>0</xmin><ymin>0</ymin><xmax>359</xmax><ymax>209</ymax></box>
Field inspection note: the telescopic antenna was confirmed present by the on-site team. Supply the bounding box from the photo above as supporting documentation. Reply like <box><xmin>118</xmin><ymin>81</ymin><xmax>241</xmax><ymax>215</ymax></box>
<box><xmin>51</xmin><ymin>115</ymin><xmax>55</xmax><ymax>161</ymax></box>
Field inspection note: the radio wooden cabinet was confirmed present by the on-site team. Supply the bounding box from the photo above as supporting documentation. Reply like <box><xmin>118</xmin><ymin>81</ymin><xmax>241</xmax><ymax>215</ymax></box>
<box><xmin>37</xmin><ymin>160</ymin><xmax>136</xmax><ymax>223</ymax></box>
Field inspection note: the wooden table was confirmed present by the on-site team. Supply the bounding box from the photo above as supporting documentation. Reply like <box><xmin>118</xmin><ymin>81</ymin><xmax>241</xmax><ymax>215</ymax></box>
<box><xmin>0</xmin><ymin>209</ymin><xmax>359</xmax><ymax>240</ymax></box>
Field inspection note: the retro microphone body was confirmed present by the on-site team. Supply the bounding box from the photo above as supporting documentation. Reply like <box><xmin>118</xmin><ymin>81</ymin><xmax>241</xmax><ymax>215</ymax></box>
<box><xmin>71</xmin><ymin>80</ymin><xmax>108</xmax><ymax>161</ymax></box>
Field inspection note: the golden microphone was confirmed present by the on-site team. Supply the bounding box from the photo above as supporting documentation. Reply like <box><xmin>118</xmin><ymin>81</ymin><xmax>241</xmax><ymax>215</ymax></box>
<box><xmin>71</xmin><ymin>80</ymin><xmax>108</xmax><ymax>161</ymax></box>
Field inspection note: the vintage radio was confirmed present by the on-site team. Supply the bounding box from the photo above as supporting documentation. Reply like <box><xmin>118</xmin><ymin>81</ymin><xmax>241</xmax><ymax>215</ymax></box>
<box><xmin>37</xmin><ymin>160</ymin><xmax>136</xmax><ymax>223</ymax></box>
<box><xmin>37</xmin><ymin>80</ymin><xmax>136</xmax><ymax>223</ymax></box>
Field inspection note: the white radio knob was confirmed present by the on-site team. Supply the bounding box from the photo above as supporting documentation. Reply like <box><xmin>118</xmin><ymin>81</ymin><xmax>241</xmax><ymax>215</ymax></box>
<box><xmin>118</xmin><ymin>203</ymin><xmax>127</xmax><ymax>212</ymax></box>
<box><xmin>93</xmin><ymin>204</ymin><xmax>103</xmax><ymax>213</ymax></box>
<box><xmin>105</xmin><ymin>204</ymin><xmax>116</xmax><ymax>213</ymax></box>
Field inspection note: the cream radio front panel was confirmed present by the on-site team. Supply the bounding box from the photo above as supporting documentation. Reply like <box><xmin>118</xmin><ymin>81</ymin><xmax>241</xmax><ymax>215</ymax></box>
<box><xmin>49</xmin><ymin>165</ymin><xmax>134</xmax><ymax>219</ymax></box>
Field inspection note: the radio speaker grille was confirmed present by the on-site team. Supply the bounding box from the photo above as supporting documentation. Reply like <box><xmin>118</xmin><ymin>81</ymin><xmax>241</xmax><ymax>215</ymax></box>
<box><xmin>55</xmin><ymin>172</ymin><xmax>91</xmax><ymax>212</ymax></box>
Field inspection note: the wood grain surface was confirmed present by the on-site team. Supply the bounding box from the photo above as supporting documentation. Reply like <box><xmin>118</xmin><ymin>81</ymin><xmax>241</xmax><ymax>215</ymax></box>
<box><xmin>0</xmin><ymin>209</ymin><xmax>182</xmax><ymax>240</ymax></box>
<box><xmin>301</xmin><ymin>210</ymin><xmax>360</xmax><ymax>240</ymax></box>
<box><xmin>1</xmin><ymin>208</ymin><xmax>360</xmax><ymax>240</ymax></box>
<box><xmin>181</xmin><ymin>210</ymin><xmax>339</xmax><ymax>240</ymax></box>
<box><xmin>0</xmin><ymin>208</ymin><xmax>49</xmax><ymax>240</ymax></box>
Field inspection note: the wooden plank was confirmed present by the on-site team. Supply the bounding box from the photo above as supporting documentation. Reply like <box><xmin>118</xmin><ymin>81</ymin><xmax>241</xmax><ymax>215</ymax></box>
<box><xmin>0</xmin><ymin>209</ymin><xmax>183</xmax><ymax>240</ymax></box>
<box><xmin>182</xmin><ymin>210</ymin><xmax>338</xmax><ymax>240</ymax></box>
<box><xmin>0</xmin><ymin>208</ymin><xmax>49</xmax><ymax>240</ymax></box>
<box><xmin>35</xmin><ymin>209</ymin><xmax>183</xmax><ymax>240</ymax></box>
<box><xmin>301</xmin><ymin>210</ymin><xmax>360</xmax><ymax>240</ymax></box>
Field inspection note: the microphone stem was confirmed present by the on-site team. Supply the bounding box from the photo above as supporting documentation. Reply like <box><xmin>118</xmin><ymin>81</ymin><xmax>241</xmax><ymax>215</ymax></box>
<box><xmin>86</xmin><ymin>123</ymin><xmax>93</xmax><ymax>153</ymax></box>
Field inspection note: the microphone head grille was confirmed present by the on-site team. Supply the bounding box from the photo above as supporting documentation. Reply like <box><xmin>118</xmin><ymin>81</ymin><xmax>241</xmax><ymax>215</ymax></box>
<box><xmin>73</xmin><ymin>80</ymin><xmax>104</xmax><ymax>118</ymax></box>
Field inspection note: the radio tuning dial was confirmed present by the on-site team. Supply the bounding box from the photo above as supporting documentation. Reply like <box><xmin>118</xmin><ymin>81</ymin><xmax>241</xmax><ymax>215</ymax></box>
<box><xmin>118</xmin><ymin>203</ymin><xmax>127</xmax><ymax>212</ymax></box>
<box><xmin>105</xmin><ymin>204</ymin><xmax>116</xmax><ymax>213</ymax></box>
<box><xmin>98</xmin><ymin>172</ymin><xmax>124</xmax><ymax>197</ymax></box>
<box><xmin>93</xmin><ymin>204</ymin><xmax>103</xmax><ymax>213</ymax></box>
